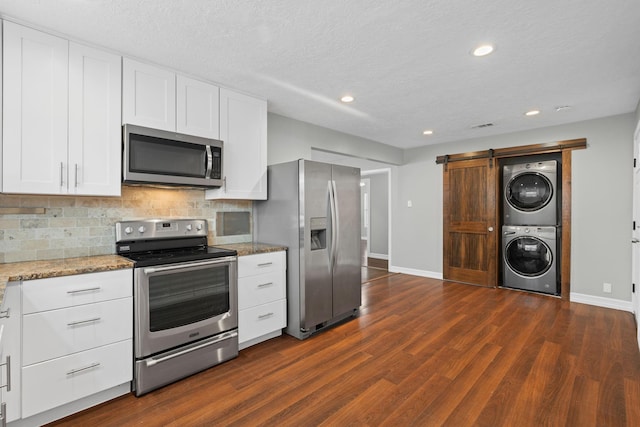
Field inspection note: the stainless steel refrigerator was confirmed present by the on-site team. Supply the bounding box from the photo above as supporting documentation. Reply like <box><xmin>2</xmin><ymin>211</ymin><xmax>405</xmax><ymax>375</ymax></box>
<box><xmin>254</xmin><ymin>159</ymin><xmax>362</xmax><ymax>339</ymax></box>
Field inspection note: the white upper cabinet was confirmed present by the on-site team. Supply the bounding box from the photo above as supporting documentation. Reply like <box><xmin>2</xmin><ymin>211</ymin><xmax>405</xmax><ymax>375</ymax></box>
<box><xmin>68</xmin><ymin>42</ymin><xmax>122</xmax><ymax>196</ymax></box>
<box><xmin>3</xmin><ymin>21</ymin><xmax>69</xmax><ymax>195</ymax></box>
<box><xmin>177</xmin><ymin>75</ymin><xmax>220</xmax><ymax>139</ymax></box>
<box><xmin>123</xmin><ymin>59</ymin><xmax>220</xmax><ymax>140</ymax></box>
<box><xmin>122</xmin><ymin>58</ymin><xmax>176</xmax><ymax>131</ymax></box>
<box><xmin>206</xmin><ymin>88</ymin><xmax>267</xmax><ymax>200</ymax></box>
<box><xmin>2</xmin><ymin>21</ymin><xmax>122</xmax><ymax>196</ymax></box>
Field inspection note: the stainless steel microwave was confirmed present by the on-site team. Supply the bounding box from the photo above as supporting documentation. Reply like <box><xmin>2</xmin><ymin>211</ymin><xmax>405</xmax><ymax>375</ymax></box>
<box><xmin>122</xmin><ymin>124</ymin><xmax>223</xmax><ymax>188</ymax></box>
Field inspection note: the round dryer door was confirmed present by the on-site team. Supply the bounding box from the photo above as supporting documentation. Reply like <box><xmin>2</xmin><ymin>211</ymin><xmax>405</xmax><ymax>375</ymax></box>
<box><xmin>506</xmin><ymin>172</ymin><xmax>553</xmax><ymax>212</ymax></box>
<box><xmin>505</xmin><ymin>236</ymin><xmax>553</xmax><ymax>277</ymax></box>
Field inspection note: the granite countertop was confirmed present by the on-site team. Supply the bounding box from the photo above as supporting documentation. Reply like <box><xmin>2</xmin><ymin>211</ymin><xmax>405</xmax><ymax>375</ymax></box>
<box><xmin>216</xmin><ymin>242</ymin><xmax>287</xmax><ymax>257</ymax></box>
<box><xmin>0</xmin><ymin>255</ymin><xmax>134</xmax><ymax>306</ymax></box>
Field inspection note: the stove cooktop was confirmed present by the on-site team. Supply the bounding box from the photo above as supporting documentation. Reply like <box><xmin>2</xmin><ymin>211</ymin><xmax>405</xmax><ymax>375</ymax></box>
<box><xmin>121</xmin><ymin>246</ymin><xmax>237</xmax><ymax>267</ymax></box>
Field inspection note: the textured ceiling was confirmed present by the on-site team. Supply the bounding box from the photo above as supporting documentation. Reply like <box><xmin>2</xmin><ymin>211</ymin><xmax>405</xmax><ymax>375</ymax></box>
<box><xmin>1</xmin><ymin>0</ymin><xmax>639</xmax><ymax>149</ymax></box>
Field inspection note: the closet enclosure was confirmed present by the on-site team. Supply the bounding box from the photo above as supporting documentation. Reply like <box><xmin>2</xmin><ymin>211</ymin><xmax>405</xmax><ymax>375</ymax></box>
<box><xmin>436</xmin><ymin>139</ymin><xmax>586</xmax><ymax>300</ymax></box>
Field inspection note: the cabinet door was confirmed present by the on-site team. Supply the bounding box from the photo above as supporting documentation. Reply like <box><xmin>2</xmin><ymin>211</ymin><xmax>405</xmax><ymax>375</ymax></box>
<box><xmin>0</xmin><ymin>284</ymin><xmax>22</xmax><ymax>422</ymax></box>
<box><xmin>206</xmin><ymin>89</ymin><xmax>267</xmax><ymax>200</ymax></box>
<box><xmin>68</xmin><ymin>43</ymin><xmax>122</xmax><ymax>196</ymax></box>
<box><xmin>176</xmin><ymin>75</ymin><xmax>220</xmax><ymax>139</ymax></box>
<box><xmin>2</xmin><ymin>21</ymin><xmax>68</xmax><ymax>194</ymax></box>
<box><xmin>122</xmin><ymin>58</ymin><xmax>175</xmax><ymax>131</ymax></box>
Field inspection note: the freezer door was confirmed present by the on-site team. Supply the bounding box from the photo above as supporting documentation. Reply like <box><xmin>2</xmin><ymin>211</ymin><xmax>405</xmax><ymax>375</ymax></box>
<box><xmin>331</xmin><ymin>164</ymin><xmax>362</xmax><ymax>316</ymax></box>
<box><xmin>301</xmin><ymin>161</ymin><xmax>333</xmax><ymax>329</ymax></box>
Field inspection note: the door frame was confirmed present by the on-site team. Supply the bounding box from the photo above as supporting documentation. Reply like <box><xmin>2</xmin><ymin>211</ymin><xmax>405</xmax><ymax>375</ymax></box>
<box><xmin>361</xmin><ymin>168</ymin><xmax>391</xmax><ymax>264</ymax></box>
<box><xmin>632</xmin><ymin>120</ymin><xmax>640</xmax><ymax>348</ymax></box>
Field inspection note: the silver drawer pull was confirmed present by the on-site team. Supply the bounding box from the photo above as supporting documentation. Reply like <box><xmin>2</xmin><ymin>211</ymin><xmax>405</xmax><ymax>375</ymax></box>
<box><xmin>257</xmin><ymin>282</ymin><xmax>273</xmax><ymax>288</ymax></box>
<box><xmin>257</xmin><ymin>262</ymin><xmax>273</xmax><ymax>267</ymax></box>
<box><xmin>258</xmin><ymin>312</ymin><xmax>274</xmax><ymax>319</ymax></box>
<box><xmin>0</xmin><ymin>356</ymin><xmax>11</xmax><ymax>392</ymax></box>
<box><xmin>67</xmin><ymin>362</ymin><xmax>100</xmax><ymax>376</ymax></box>
<box><xmin>67</xmin><ymin>317</ymin><xmax>101</xmax><ymax>327</ymax></box>
<box><xmin>67</xmin><ymin>286</ymin><xmax>101</xmax><ymax>294</ymax></box>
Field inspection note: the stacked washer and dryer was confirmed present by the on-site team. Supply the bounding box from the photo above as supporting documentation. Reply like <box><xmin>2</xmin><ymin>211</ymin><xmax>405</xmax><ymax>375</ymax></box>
<box><xmin>502</xmin><ymin>160</ymin><xmax>560</xmax><ymax>295</ymax></box>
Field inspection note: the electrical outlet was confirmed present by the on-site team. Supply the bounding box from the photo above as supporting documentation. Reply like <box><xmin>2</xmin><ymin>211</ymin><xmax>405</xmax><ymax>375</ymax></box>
<box><xmin>603</xmin><ymin>282</ymin><xmax>612</xmax><ymax>293</ymax></box>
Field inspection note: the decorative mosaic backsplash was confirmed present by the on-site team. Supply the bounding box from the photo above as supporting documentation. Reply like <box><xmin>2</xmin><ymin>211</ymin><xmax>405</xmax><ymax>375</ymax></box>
<box><xmin>0</xmin><ymin>186</ymin><xmax>252</xmax><ymax>263</ymax></box>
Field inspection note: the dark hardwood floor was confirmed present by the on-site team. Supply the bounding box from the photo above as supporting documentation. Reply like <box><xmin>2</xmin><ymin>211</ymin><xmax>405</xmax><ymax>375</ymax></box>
<box><xmin>50</xmin><ymin>274</ymin><xmax>640</xmax><ymax>426</ymax></box>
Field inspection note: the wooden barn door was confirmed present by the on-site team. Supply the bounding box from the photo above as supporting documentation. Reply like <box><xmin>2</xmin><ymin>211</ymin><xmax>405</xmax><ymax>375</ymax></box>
<box><xmin>443</xmin><ymin>158</ymin><xmax>498</xmax><ymax>287</ymax></box>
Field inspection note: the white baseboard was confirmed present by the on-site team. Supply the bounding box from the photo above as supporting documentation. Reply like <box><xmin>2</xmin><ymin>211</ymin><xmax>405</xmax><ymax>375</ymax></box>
<box><xmin>388</xmin><ymin>265</ymin><xmax>443</xmax><ymax>279</ymax></box>
<box><xmin>570</xmin><ymin>292</ymin><xmax>633</xmax><ymax>312</ymax></box>
<box><xmin>368</xmin><ymin>252</ymin><xmax>388</xmax><ymax>260</ymax></box>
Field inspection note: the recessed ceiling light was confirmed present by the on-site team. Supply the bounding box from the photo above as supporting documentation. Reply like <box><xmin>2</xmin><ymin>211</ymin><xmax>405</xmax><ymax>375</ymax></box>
<box><xmin>340</xmin><ymin>95</ymin><xmax>355</xmax><ymax>103</ymax></box>
<box><xmin>472</xmin><ymin>44</ymin><xmax>494</xmax><ymax>57</ymax></box>
<box><xmin>423</xmin><ymin>130</ymin><xmax>434</xmax><ymax>135</ymax></box>
<box><xmin>525</xmin><ymin>109</ymin><xmax>540</xmax><ymax>116</ymax></box>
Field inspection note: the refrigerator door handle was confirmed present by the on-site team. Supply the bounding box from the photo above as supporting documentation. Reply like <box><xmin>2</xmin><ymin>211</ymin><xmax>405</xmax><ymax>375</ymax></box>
<box><xmin>328</xmin><ymin>180</ymin><xmax>338</xmax><ymax>272</ymax></box>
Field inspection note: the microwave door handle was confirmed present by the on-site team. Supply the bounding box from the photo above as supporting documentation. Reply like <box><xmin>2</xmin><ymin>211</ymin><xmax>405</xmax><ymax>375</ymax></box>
<box><xmin>205</xmin><ymin>146</ymin><xmax>213</xmax><ymax>179</ymax></box>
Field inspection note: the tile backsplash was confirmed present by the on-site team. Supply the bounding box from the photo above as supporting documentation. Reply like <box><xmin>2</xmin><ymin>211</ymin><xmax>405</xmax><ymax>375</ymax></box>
<box><xmin>0</xmin><ymin>186</ymin><xmax>252</xmax><ymax>263</ymax></box>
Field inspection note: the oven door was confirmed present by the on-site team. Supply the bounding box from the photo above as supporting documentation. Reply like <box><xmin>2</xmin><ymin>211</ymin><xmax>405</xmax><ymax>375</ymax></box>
<box><xmin>134</xmin><ymin>256</ymin><xmax>237</xmax><ymax>358</ymax></box>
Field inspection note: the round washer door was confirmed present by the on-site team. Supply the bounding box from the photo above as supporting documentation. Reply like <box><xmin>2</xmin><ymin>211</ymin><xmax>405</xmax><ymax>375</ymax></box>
<box><xmin>506</xmin><ymin>172</ymin><xmax>553</xmax><ymax>212</ymax></box>
<box><xmin>505</xmin><ymin>236</ymin><xmax>552</xmax><ymax>277</ymax></box>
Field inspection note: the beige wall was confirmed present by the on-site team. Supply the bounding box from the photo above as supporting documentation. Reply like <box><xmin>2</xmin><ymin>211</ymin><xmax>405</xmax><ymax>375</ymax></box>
<box><xmin>0</xmin><ymin>186</ymin><xmax>251</xmax><ymax>263</ymax></box>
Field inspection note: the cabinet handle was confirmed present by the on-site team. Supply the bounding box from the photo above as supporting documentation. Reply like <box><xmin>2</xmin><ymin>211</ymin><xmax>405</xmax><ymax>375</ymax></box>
<box><xmin>0</xmin><ymin>309</ymin><xmax>9</xmax><ymax>319</ymax></box>
<box><xmin>67</xmin><ymin>286</ymin><xmax>101</xmax><ymax>294</ymax></box>
<box><xmin>223</xmin><ymin>176</ymin><xmax>227</xmax><ymax>192</ymax></box>
<box><xmin>0</xmin><ymin>402</ymin><xmax>6</xmax><ymax>427</ymax></box>
<box><xmin>60</xmin><ymin>162</ymin><xmax>64</xmax><ymax>187</ymax></box>
<box><xmin>0</xmin><ymin>356</ymin><xmax>11</xmax><ymax>392</ymax></box>
<box><xmin>74</xmin><ymin>163</ymin><xmax>79</xmax><ymax>188</ymax></box>
<box><xmin>257</xmin><ymin>262</ymin><xmax>273</xmax><ymax>267</ymax></box>
<box><xmin>258</xmin><ymin>312</ymin><xmax>274</xmax><ymax>319</ymax></box>
<box><xmin>66</xmin><ymin>362</ymin><xmax>100</xmax><ymax>376</ymax></box>
<box><xmin>67</xmin><ymin>317</ymin><xmax>101</xmax><ymax>327</ymax></box>
<box><xmin>257</xmin><ymin>282</ymin><xmax>273</xmax><ymax>288</ymax></box>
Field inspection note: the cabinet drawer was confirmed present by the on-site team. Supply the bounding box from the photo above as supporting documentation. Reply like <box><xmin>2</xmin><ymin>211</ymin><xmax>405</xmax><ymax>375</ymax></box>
<box><xmin>239</xmin><ymin>299</ymin><xmax>286</xmax><ymax>344</ymax></box>
<box><xmin>238</xmin><ymin>271</ymin><xmax>285</xmax><ymax>310</ymax></box>
<box><xmin>22</xmin><ymin>339</ymin><xmax>132</xmax><ymax>418</ymax></box>
<box><xmin>23</xmin><ymin>269</ymin><xmax>132</xmax><ymax>314</ymax></box>
<box><xmin>23</xmin><ymin>297</ymin><xmax>132</xmax><ymax>366</ymax></box>
<box><xmin>238</xmin><ymin>252</ymin><xmax>285</xmax><ymax>278</ymax></box>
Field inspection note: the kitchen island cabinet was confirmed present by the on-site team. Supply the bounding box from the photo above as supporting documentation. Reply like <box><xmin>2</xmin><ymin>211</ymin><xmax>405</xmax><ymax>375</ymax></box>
<box><xmin>2</xmin><ymin>21</ymin><xmax>122</xmax><ymax>196</ymax></box>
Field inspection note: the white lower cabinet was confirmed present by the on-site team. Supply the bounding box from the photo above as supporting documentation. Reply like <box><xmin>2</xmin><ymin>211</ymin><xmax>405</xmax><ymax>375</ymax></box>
<box><xmin>1</xmin><ymin>269</ymin><xmax>133</xmax><ymax>425</ymax></box>
<box><xmin>238</xmin><ymin>251</ymin><xmax>286</xmax><ymax>349</ymax></box>
<box><xmin>22</xmin><ymin>340</ymin><xmax>132</xmax><ymax>418</ymax></box>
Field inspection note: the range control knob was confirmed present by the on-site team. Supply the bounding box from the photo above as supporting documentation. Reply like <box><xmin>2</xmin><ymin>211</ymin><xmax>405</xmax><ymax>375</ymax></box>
<box><xmin>124</xmin><ymin>226</ymin><xmax>133</xmax><ymax>234</ymax></box>
<box><xmin>186</xmin><ymin>224</ymin><xmax>193</xmax><ymax>231</ymax></box>
<box><xmin>196</xmin><ymin>223</ymin><xmax>203</xmax><ymax>231</ymax></box>
<box><xmin>138</xmin><ymin>226</ymin><xmax>146</xmax><ymax>234</ymax></box>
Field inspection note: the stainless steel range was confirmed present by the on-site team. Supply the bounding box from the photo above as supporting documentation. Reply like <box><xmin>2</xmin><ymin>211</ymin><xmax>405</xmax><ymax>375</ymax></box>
<box><xmin>115</xmin><ymin>219</ymin><xmax>238</xmax><ymax>396</ymax></box>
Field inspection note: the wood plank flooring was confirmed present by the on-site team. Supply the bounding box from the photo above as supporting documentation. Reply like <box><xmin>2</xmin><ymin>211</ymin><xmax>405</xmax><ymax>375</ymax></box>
<box><xmin>49</xmin><ymin>275</ymin><xmax>640</xmax><ymax>426</ymax></box>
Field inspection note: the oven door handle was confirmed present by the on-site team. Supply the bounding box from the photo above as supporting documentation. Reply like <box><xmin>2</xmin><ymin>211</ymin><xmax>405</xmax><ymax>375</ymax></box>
<box><xmin>142</xmin><ymin>257</ymin><xmax>233</xmax><ymax>274</ymax></box>
<box><xmin>145</xmin><ymin>331</ymin><xmax>238</xmax><ymax>367</ymax></box>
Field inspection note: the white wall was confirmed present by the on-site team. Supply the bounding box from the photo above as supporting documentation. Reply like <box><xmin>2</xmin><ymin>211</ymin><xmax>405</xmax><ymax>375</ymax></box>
<box><xmin>268</xmin><ymin>113</ymin><xmax>404</xmax><ymax>165</ymax></box>
<box><xmin>396</xmin><ymin>113</ymin><xmax>635</xmax><ymax>301</ymax></box>
<box><xmin>268</xmin><ymin>111</ymin><xmax>635</xmax><ymax>303</ymax></box>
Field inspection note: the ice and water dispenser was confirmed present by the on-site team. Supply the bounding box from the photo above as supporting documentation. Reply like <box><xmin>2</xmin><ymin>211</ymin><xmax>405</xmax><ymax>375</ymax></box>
<box><xmin>310</xmin><ymin>217</ymin><xmax>327</xmax><ymax>250</ymax></box>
